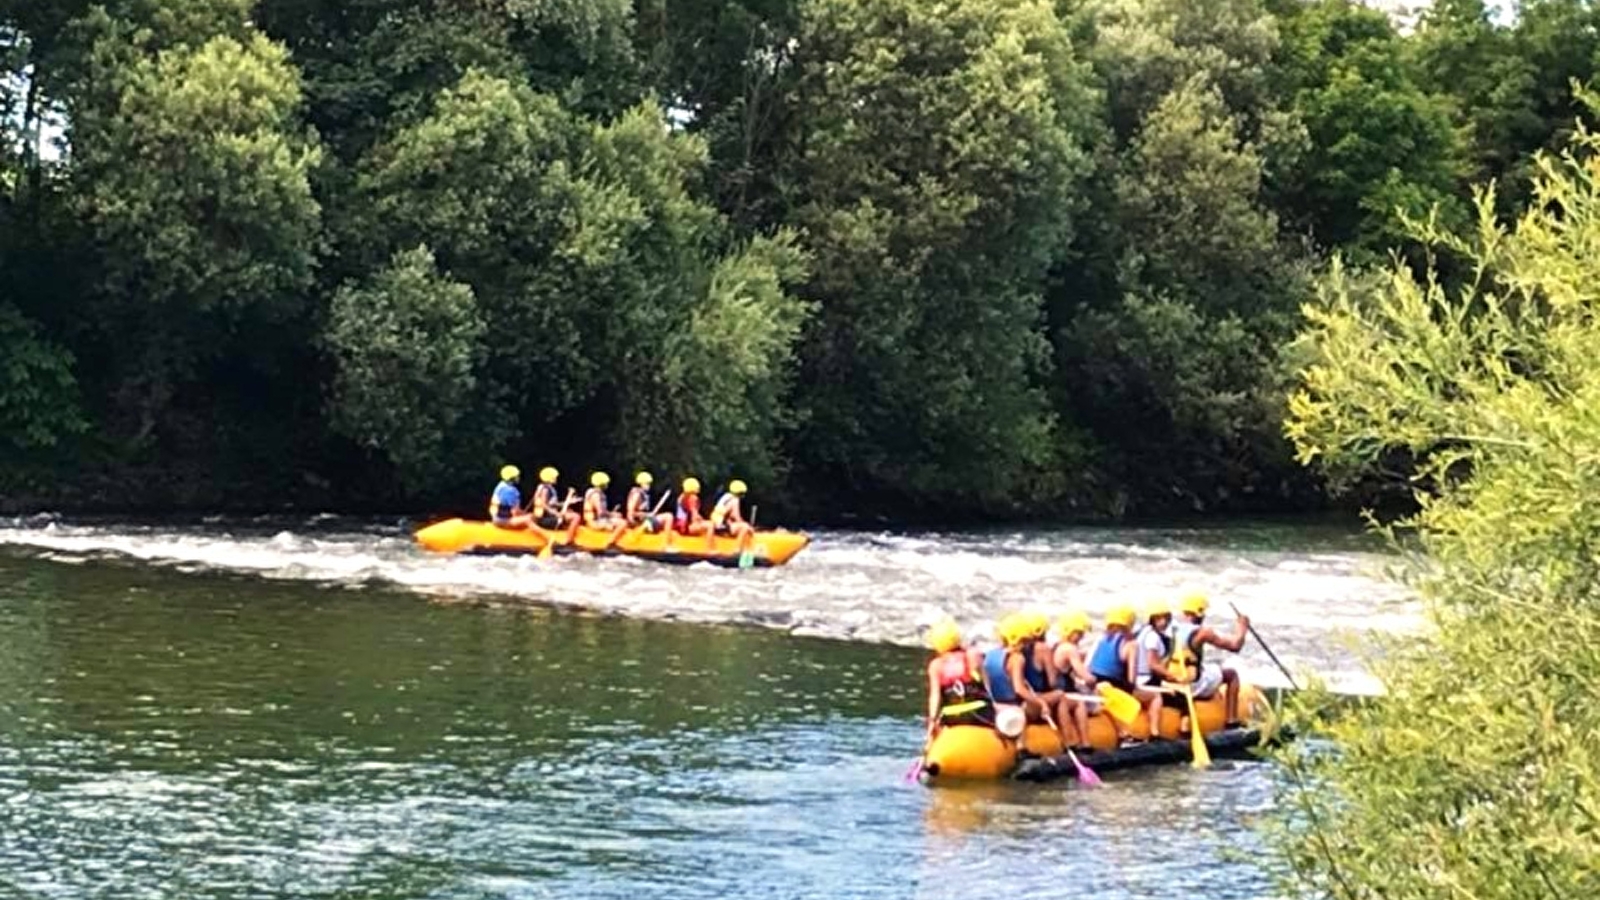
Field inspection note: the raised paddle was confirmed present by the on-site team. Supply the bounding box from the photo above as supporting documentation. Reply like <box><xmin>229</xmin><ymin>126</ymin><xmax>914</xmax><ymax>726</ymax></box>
<box><xmin>737</xmin><ymin>504</ymin><xmax>759</xmax><ymax>569</ymax></box>
<box><xmin>1228</xmin><ymin>601</ymin><xmax>1299</xmax><ymax>691</ymax></box>
<box><xmin>537</xmin><ymin>489</ymin><xmax>577</xmax><ymax>560</ymax></box>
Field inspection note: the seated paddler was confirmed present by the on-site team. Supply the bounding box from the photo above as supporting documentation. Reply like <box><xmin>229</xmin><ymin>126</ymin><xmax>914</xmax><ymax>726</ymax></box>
<box><xmin>1049</xmin><ymin>610</ymin><xmax>1097</xmax><ymax>753</ymax></box>
<box><xmin>489</xmin><ymin>465</ymin><xmax>532</xmax><ymax>529</ymax></box>
<box><xmin>531</xmin><ymin>466</ymin><xmax>579</xmax><ymax>533</ymax></box>
<box><xmin>674</xmin><ymin>477</ymin><xmax>715</xmax><ymax>542</ymax></box>
<box><xmin>1087</xmin><ymin>605</ymin><xmax>1148</xmax><ymax>744</ymax></box>
<box><xmin>924</xmin><ymin>618</ymin><xmax>991</xmax><ymax>739</ymax></box>
<box><xmin>709</xmin><ymin>479</ymin><xmax>755</xmax><ymax>553</ymax></box>
<box><xmin>625</xmin><ymin>471</ymin><xmax>675</xmax><ymax>546</ymax></box>
<box><xmin>1170</xmin><ymin>592</ymin><xmax>1249</xmax><ymax>728</ymax></box>
<box><xmin>983</xmin><ymin>613</ymin><xmax>1077</xmax><ymax>751</ymax></box>
<box><xmin>583</xmin><ymin>471</ymin><xmax>629</xmax><ymax>548</ymax></box>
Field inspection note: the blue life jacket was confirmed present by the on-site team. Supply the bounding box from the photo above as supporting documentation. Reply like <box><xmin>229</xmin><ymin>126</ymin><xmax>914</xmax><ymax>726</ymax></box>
<box><xmin>489</xmin><ymin>481</ymin><xmax>520</xmax><ymax>523</ymax></box>
<box><xmin>1088</xmin><ymin>631</ymin><xmax>1127</xmax><ymax>681</ymax></box>
<box><xmin>982</xmin><ymin>647</ymin><xmax>1017</xmax><ymax>702</ymax></box>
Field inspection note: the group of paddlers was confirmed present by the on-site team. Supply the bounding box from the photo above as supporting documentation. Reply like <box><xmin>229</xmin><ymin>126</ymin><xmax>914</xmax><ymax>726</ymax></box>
<box><xmin>924</xmin><ymin>594</ymin><xmax>1251</xmax><ymax>752</ymax></box>
<box><xmin>486</xmin><ymin>465</ymin><xmax>755</xmax><ymax>552</ymax></box>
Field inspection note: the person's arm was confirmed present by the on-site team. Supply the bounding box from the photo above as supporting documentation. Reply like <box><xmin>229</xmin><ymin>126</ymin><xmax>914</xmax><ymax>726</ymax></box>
<box><xmin>1007</xmin><ymin>652</ymin><xmax>1043</xmax><ymax>706</ymax></box>
<box><xmin>1065</xmin><ymin>645</ymin><xmax>1095</xmax><ymax>687</ymax></box>
<box><xmin>1200</xmin><ymin>617</ymin><xmax>1249</xmax><ymax>653</ymax></box>
<box><xmin>1145</xmin><ymin>632</ymin><xmax>1177</xmax><ymax>681</ymax></box>
<box><xmin>926</xmin><ymin>660</ymin><xmax>944</xmax><ymax>734</ymax></box>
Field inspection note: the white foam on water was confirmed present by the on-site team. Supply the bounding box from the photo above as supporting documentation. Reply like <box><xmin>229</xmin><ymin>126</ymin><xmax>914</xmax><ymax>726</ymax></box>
<box><xmin>0</xmin><ymin>517</ymin><xmax>1417</xmax><ymax>693</ymax></box>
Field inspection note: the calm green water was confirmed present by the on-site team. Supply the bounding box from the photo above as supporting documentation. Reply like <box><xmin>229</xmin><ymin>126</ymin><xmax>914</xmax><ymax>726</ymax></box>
<box><xmin>0</xmin><ymin>549</ymin><xmax>1281</xmax><ymax>899</ymax></box>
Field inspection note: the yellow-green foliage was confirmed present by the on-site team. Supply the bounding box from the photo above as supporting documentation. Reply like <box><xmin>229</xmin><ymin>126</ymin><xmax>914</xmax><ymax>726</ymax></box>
<box><xmin>1273</xmin><ymin>106</ymin><xmax>1600</xmax><ymax>897</ymax></box>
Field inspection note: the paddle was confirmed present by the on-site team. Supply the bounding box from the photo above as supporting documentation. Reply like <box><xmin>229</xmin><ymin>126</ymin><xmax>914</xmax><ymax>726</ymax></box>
<box><xmin>1179</xmin><ymin>684</ymin><xmax>1210</xmax><ymax>769</ymax></box>
<box><xmin>1228</xmin><ymin>601</ymin><xmax>1299</xmax><ymax>690</ymax></box>
<box><xmin>537</xmin><ymin>489</ymin><xmax>576</xmax><ymax>560</ymax></box>
<box><xmin>737</xmin><ymin>504</ymin><xmax>759</xmax><ymax>569</ymax></box>
<box><xmin>1042</xmin><ymin>709</ymin><xmax>1100</xmax><ymax>787</ymax></box>
<box><xmin>1094</xmin><ymin>682</ymin><xmax>1142</xmax><ymax>725</ymax></box>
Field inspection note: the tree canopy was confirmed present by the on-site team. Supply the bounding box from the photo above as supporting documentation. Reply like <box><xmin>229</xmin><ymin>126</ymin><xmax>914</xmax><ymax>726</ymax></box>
<box><xmin>2</xmin><ymin>0</ymin><xmax>1597</xmax><ymax>519</ymax></box>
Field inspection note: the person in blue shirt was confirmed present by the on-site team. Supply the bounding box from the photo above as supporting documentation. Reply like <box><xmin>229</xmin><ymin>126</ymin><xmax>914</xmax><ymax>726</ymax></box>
<box><xmin>489</xmin><ymin>465</ymin><xmax>533</xmax><ymax>529</ymax></box>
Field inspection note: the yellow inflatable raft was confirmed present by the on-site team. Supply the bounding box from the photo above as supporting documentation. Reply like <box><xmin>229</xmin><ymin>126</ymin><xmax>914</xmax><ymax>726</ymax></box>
<box><xmin>922</xmin><ymin>684</ymin><xmax>1273</xmax><ymax>782</ymax></box>
<box><xmin>413</xmin><ymin>518</ymin><xmax>811</xmax><ymax>568</ymax></box>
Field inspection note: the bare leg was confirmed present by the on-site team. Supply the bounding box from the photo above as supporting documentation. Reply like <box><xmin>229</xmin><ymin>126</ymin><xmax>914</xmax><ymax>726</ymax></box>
<box><xmin>1223</xmin><ymin>668</ymin><xmax>1241</xmax><ymax>725</ymax></box>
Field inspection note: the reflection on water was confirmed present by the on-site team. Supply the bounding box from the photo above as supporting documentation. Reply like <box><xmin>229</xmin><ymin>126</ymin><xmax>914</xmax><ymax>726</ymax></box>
<box><xmin>0</xmin><ymin>553</ymin><xmax>1283</xmax><ymax>899</ymax></box>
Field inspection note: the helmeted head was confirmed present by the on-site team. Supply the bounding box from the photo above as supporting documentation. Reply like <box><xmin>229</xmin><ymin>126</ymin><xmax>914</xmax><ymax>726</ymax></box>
<box><xmin>1145</xmin><ymin>599</ymin><xmax>1172</xmax><ymax>627</ymax></box>
<box><xmin>1056</xmin><ymin>610</ymin><xmax>1091</xmax><ymax>639</ymax></box>
<box><xmin>996</xmin><ymin>613</ymin><xmax>1026</xmax><ymax>646</ymax></box>
<box><xmin>590</xmin><ymin>471</ymin><xmax>610</xmax><ymax>488</ymax></box>
<box><xmin>500</xmin><ymin>465</ymin><xmax>520</xmax><ymax>482</ymax></box>
<box><xmin>926</xmin><ymin>618</ymin><xmax>963</xmax><ymax>654</ymax></box>
<box><xmin>539</xmin><ymin>466</ymin><xmax>559</xmax><ymax>485</ymax></box>
<box><xmin>682</xmin><ymin>476</ymin><xmax>701</xmax><ymax>495</ymax></box>
<box><xmin>1104</xmin><ymin>605</ymin><xmax>1136</xmax><ymax>631</ymax></box>
<box><xmin>1022</xmin><ymin>611</ymin><xmax>1050</xmax><ymax>640</ymax></box>
<box><xmin>729</xmin><ymin>479</ymin><xmax>748</xmax><ymax>496</ymax></box>
<box><xmin>1180</xmin><ymin>592</ymin><xmax>1209</xmax><ymax>619</ymax></box>
<box><xmin>635</xmin><ymin>471</ymin><xmax>653</xmax><ymax>487</ymax></box>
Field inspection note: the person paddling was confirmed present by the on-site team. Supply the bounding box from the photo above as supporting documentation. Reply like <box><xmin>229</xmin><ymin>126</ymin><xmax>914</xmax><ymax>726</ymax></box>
<box><xmin>583</xmin><ymin>472</ymin><xmax>628</xmax><ymax>548</ymax></box>
<box><xmin>983</xmin><ymin>613</ymin><xmax>1077</xmax><ymax>751</ymax></box>
<box><xmin>674</xmin><ymin>477</ymin><xmax>714</xmax><ymax>545</ymax></box>
<box><xmin>531</xmin><ymin>466</ymin><xmax>579</xmax><ymax>533</ymax></box>
<box><xmin>489</xmin><ymin>466</ymin><xmax>533</xmax><ymax>529</ymax></box>
<box><xmin>1086</xmin><ymin>606</ymin><xmax>1156</xmax><ymax>744</ymax></box>
<box><xmin>1170</xmin><ymin>593</ymin><xmax>1249</xmax><ymax>728</ymax></box>
<box><xmin>709</xmin><ymin>479</ymin><xmax>755</xmax><ymax>553</ymax></box>
<box><xmin>924</xmin><ymin>618</ymin><xmax>992</xmax><ymax>738</ymax></box>
<box><xmin>1050</xmin><ymin>610</ymin><xmax>1097</xmax><ymax>752</ymax></box>
<box><xmin>624</xmin><ymin>471</ymin><xmax>675</xmax><ymax>546</ymax></box>
<box><xmin>1131</xmin><ymin>600</ymin><xmax>1180</xmax><ymax>740</ymax></box>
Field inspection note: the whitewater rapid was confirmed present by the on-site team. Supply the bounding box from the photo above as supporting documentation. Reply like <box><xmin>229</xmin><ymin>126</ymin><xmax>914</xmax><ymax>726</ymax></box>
<box><xmin>0</xmin><ymin>515</ymin><xmax>1415</xmax><ymax>694</ymax></box>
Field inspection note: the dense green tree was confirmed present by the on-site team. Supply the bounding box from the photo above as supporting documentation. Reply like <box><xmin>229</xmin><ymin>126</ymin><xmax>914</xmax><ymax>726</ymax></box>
<box><xmin>1268</xmin><ymin>0</ymin><xmax>1464</xmax><ymax>254</ymax></box>
<box><xmin>325</xmin><ymin>247</ymin><xmax>486</xmax><ymax>485</ymax></box>
<box><xmin>1273</xmin><ymin>114</ymin><xmax>1600</xmax><ymax>899</ymax></box>
<box><xmin>67</xmin><ymin>6</ymin><xmax>320</xmax><ymax>447</ymax></box>
<box><xmin>0</xmin><ymin>306</ymin><xmax>84</xmax><ymax>457</ymax></box>
<box><xmin>783</xmin><ymin>0</ymin><xmax>1095</xmax><ymax>510</ymax></box>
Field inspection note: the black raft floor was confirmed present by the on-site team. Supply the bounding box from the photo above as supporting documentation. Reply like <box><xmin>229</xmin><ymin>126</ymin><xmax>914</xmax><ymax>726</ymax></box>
<box><xmin>1010</xmin><ymin>726</ymin><xmax>1279</xmax><ymax>781</ymax></box>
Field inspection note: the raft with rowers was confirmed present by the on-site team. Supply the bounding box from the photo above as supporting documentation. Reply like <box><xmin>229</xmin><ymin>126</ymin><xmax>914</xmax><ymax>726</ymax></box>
<box><xmin>919</xmin><ymin>595</ymin><xmax>1279</xmax><ymax>783</ymax></box>
<box><xmin>414</xmin><ymin>465</ymin><xmax>811</xmax><ymax>567</ymax></box>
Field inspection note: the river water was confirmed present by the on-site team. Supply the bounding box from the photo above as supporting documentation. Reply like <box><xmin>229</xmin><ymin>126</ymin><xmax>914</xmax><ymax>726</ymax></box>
<box><xmin>0</xmin><ymin>516</ymin><xmax>1413</xmax><ymax>899</ymax></box>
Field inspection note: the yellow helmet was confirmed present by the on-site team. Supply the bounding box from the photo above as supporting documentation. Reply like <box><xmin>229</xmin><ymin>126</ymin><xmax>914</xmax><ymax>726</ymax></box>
<box><xmin>926</xmin><ymin>619</ymin><xmax>963</xmax><ymax>653</ymax></box>
<box><xmin>682</xmin><ymin>476</ymin><xmax>701</xmax><ymax>494</ymax></box>
<box><xmin>1180</xmin><ymin>592</ymin><xmax>1209</xmax><ymax>615</ymax></box>
<box><xmin>1023</xmin><ymin>611</ymin><xmax>1050</xmax><ymax>638</ymax></box>
<box><xmin>539</xmin><ymin>466</ymin><xmax>559</xmax><ymax>484</ymax></box>
<box><xmin>995</xmin><ymin>613</ymin><xmax>1021</xmax><ymax>645</ymax></box>
<box><xmin>1145</xmin><ymin>599</ymin><xmax>1172</xmax><ymax>621</ymax></box>
<box><xmin>590</xmin><ymin>471</ymin><xmax>610</xmax><ymax>488</ymax></box>
<box><xmin>729</xmin><ymin>479</ymin><xmax>748</xmax><ymax>495</ymax></box>
<box><xmin>500</xmin><ymin>465</ymin><xmax>520</xmax><ymax>481</ymax></box>
<box><xmin>635</xmin><ymin>471</ymin><xmax>653</xmax><ymax>487</ymax></box>
<box><xmin>1056</xmin><ymin>610</ymin><xmax>1091</xmax><ymax>636</ymax></box>
<box><xmin>1105</xmin><ymin>606</ymin><xmax>1136</xmax><ymax>629</ymax></box>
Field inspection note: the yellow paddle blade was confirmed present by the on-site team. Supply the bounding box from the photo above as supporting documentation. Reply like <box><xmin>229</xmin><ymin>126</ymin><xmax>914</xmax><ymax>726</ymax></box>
<box><xmin>1095</xmin><ymin>683</ymin><xmax>1141</xmax><ymax>725</ymax></box>
<box><xmin>1183</xmin><ymin>686</ymin><xmax>1211</xmax><ymax>769</ymax></box>
<box><xmin>538</xmin><ymin>533</ymin><xmax>555</xmax><ymax>559</ymax></box>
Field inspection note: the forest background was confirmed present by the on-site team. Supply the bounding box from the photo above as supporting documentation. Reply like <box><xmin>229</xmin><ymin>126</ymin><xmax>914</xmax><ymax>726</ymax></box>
<box><xmin>1</xmin><ymin>0</ymin><xmax>1592</xmax><ymax>523</ymax></box>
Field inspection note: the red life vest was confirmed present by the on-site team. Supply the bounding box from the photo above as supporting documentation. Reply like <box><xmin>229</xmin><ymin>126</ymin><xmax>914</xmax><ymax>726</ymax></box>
<box><xmin>934</xmin><ymin>650</ymin><xmax>984</xmax><ymax>704</ymax></box>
